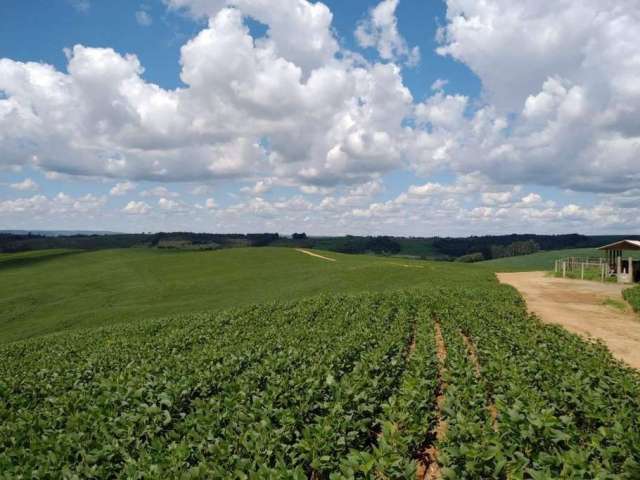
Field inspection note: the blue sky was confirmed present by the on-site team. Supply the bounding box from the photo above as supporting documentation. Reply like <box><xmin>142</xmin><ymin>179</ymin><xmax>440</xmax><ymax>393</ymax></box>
<box><xmin>0</xmin><ymin>1</ymin><xmax>480</xmax><ymax>100</ymax></box>
<box><xmin>0</xmin><ymin>0</ymin><xmax>638</xmax><ymax>235</ymax></box>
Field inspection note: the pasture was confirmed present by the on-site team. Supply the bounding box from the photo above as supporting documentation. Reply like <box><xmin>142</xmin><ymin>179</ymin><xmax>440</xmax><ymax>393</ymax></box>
<box><xmin>478</xmin><ymin>247</ymin><xmax>602</xmax><ymax>272</ymax></box>
<box><xmin>0</xmin><ymin>247</ymin><xmax>491</xmax><ymax>344</ymax></box>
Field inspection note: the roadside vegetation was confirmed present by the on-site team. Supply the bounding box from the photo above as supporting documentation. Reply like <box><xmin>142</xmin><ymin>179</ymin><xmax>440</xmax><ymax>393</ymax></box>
<box><xmin>624</xmin><ymin>286</ymin><xmax>640</xmax><ymax>313</ymax></box>
<box><xmin>602</xmin><ymin>297</ymin><xmax>629</xmax><ymax>311</ymax></box>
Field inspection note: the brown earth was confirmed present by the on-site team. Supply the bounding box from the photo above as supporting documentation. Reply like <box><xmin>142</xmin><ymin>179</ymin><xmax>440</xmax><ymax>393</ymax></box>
<box><xmin>418</xmin><ymin>322</ymin><xmax>448</xmax><ymax>480</ymax></box>
<box><xmin>497</xmin><ymin>271</ymin><xmax>640</xmax><ymax>369</ymax></box>
<box><xmin>295</xmin><ymin>249</ymin><xmax>336</xmax><ymax>262</ymax></box>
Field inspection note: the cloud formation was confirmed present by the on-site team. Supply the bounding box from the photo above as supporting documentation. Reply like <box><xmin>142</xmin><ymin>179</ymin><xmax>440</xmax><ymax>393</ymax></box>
<box><xmin>428</xmin><ymin>0</ymin><xmax>640</xmax><ymax>192</ymax></box>
<box><xmin>0</xmin><ymin>4</ymin><xmax>411</xmax><ymax>189</ymax></box>
<box><xmin>135</xmin><ymin>10</ymin><xmax>153</xmax><ymax>26</ymax></box>
<box><xmin>0</xmin><ymin>193</ymin><xmax>105</xmax><ymax>216</ymax></box>
<box><xmin>110</xmin><ymin>181</ymin><xmax>136</xmax><ymax>196</ymax></box>
<box><xmin>10</xmin><ymin>178</ymin><xmax>38</xmax><ymax>191</ymax></box>
<box><xmin>1</xmin><ymin>0</ymin><xmax>639</xmax><ymax>234</ymax></box>
<box><xmin>355</xmin><ymin>0</ymin><xmax>420</xmax><ymax>66</ymax></box>
<box><xmin>123</xmin><ymin>200</ymin><xmax>151</xmax><ymax>215</ymax></box>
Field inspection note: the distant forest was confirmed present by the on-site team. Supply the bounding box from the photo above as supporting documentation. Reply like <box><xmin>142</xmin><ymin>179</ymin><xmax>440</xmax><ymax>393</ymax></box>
<box><xmin>1</xmin><ymin>231</ymin><xmax>635</xmax><ymax>261</ymax></box>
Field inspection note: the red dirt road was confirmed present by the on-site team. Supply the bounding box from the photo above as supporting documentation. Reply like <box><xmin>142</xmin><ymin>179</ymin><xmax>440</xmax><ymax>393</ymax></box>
<box><xmin>498</xmin><ymin>271</ymin><xmax>640</xmax><ymax>369</ymax></box>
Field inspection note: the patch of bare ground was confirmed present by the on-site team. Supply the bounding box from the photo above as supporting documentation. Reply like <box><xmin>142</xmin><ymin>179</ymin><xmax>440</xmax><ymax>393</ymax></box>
<box><xmin>295</xmin><ymin>249</ymin><xmax>336</xmax><ymax>262</ymax></box>
<box><xmin>417</xmin><ymin>321</ymin><xmax>447</xmax><ymax>480</ymax></box>
<box><xmin>498</xmin><ymin>272</ymin><xmax>640</xmax><ymax>369</ymax></box>
<box><xmin>460</xmin><ymin>333</ymin><xmax>498</xmax><ymax>431</ymax></box>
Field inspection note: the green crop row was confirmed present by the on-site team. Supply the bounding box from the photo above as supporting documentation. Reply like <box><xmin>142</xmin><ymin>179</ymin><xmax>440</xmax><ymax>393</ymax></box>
<box><xmin>0</xmin><ymin>293</ymin><xmax>422</xmax><ymax>478</ymax></box>
<box><xmin>430</xmin><ymin>287</ymin><xmax>640</xmax><ymax>478</ymax></box>
<box><xmin>338</xmin><ymin>304</ymin><xmax>439</xmax><ymax>478</ymax></box>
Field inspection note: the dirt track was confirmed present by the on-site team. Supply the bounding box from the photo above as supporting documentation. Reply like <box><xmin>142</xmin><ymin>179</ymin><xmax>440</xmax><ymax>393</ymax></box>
<box><xmin>498</xmin><ymin>272</ymin><xmax>640</xmax><ymax>369</ymax></box>
<box><xmin>295</xmin><ymin>249</ymin><xmax>336</xmax><ymax>262</ymax></box>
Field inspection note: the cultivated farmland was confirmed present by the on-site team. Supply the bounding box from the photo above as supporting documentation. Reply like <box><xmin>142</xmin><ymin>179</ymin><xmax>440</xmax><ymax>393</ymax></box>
<box><xmin>1</xmin><ymin>248</ymin><xmax>639</xmax><ymax>478</ymax></box>
<box><xmin>0</xmin><ymin>247</ymin><xmax>491</xmax><ymax>344</ymax></box>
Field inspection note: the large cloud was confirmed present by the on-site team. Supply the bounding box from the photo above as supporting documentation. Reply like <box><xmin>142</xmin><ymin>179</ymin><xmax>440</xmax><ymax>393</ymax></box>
<box><xmin>0</xmin><ymin>3</ymin><xmax>411</xmax><ymax>187</ymax></box>
<box><xmin>167</xmin><ymin>0</ymin><xmax>338</xmax><ymax>72</ymax></box>
<box><xmin>410</xmin><ymin>0</ymin><xmax>640</xmax><ymax>193</ymax></box>
<box><xmin>1</xmin><ymin>0</ymin><xmax>639</xmax><ymax>208</ymax></box>
<box><xmin>437</xmin><ymin>0</ymin><xmax>640</xmax><ymax>112</ymax></box>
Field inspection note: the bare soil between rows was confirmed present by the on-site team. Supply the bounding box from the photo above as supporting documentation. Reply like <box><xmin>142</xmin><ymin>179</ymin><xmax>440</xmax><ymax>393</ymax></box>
<box><xmin>498</xmin><ymin>271</ymin><xmax>640</xmax><ymax>369</ymax></box>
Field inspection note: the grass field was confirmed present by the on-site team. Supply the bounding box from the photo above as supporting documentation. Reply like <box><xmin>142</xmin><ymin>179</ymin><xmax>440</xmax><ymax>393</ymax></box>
<box><xmin>478</xmin><ymin>247</ymin><xmax>603</xmax><ymax>272</ymax></box>
<box><xmin>0</xmin><ymin>247</ymin><xmax>493</xmax><ymax>344</ymax></box>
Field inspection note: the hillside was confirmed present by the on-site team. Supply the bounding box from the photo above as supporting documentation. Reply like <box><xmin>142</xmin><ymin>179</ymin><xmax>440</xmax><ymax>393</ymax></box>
<box><xmin>478</xmin><ymin>247</ymin><xmax>603</xmax><ymax>272</ymax></box>
<box><xmin>0</xmin><ymin>247</ymin><xmax>492</xmax><ymax>344</ymax></box>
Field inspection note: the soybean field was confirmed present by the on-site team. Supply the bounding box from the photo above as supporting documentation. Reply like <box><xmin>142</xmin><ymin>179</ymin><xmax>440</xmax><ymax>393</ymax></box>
<box><xmin>2</xmin><ymin>283</ymin><xmax>639</xmax><ymax>478</ymax></box>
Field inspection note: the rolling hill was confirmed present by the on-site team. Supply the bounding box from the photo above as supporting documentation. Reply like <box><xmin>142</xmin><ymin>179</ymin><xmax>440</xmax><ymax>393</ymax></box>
<box><xmin>0</xmin><ymin>247</ymin><xmax>493</xmax><ymax>344</ymax></box>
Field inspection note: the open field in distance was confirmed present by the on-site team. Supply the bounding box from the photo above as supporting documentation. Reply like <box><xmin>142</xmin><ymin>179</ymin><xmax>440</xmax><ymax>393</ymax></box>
<box><xmin>0</xmin><ymin>247</ymin><xmax>493</xmax><ymax>344</ymax></box>
<box><xmin>478</xmin><ymin>248</ymin><xmax>603</xmax><ymax>272</ymax></box>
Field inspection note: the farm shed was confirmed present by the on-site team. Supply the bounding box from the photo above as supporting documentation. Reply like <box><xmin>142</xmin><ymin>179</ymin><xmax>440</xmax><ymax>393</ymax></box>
<box><xmin>598</xmin><ymin>240</ymin><xmax>640</xmax><ymax>284</ymax></box>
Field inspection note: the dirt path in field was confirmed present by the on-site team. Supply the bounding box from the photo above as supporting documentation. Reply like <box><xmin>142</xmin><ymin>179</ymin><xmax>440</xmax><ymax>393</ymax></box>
<box><xmin>418</xmin><ymin>321</ymin><xmax>447</xmax><ymax>480</ymax></box>
<box><xmin>295</xmin><ymin>249</ymin><xmax>336</xmax><ymax>262</ymax></box>
<box><xmin>498</xmin><ymin>271</ymin><xmax>640</xmax><ymax>369</ymax></box>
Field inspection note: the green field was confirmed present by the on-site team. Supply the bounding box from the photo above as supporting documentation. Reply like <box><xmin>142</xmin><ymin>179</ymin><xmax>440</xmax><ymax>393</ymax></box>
<box><xmin>2</xmin><ymin>247</ymin><xmax>640</xmax><ymax>478</ymax></box>
<box><xmin>2</xmin><ymin>281</ymin><xmax>639</xmax><ymax>477</ymax></box>
<box><xmin>478</xmin><ymin>247</ymin><xmax>603</xmax><ymax>272</ymax></box>
<box><xmin>0</xmin><ymin>247</ymin><xmax>492</xmax><ymax>344</ymax></box>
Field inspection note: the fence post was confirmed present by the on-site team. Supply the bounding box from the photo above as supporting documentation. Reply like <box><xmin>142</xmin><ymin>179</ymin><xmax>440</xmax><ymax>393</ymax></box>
<box><xmin>555</xmin><ymin>260</ymin><xmax>558</xmax><ymax>274</ymax></box>
<box><xmin>581</xmin><ymin>263</ymin><xmax>584</xmax><ymax>280</ymax></box>
<box><xmin>601</xmin><ymin>264</ymin><xmax>605</xmax><ymax>282</ymax></box>
<box><xmin>562</xmin><ymin>261</ymin><xmax>566</xmax><ymax>278</ymax></box>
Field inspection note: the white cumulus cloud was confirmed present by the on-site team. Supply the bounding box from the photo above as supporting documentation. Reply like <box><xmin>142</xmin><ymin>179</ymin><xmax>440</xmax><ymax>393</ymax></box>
<box><xmin>10</xmin><ymin>178</ymin><xmax>38</xmax><ymax>191</ymax></box>
<box><xmin>355</xmin><ymin>0</ymin><xmax>420</xmax><ymax>66</ymax></box>
<box><xmin>110</xmin><ymin>181</ymin><xmax>136</xmax><ymax>196</ymax></box>
<box><xmin>2</xmin><ymin>0</ymin><xmax>640</xmax><ymax>235</ymax></box>
<box><xmin>123</xmin><ymin>201</ymin><xmax>151</xmax><ymax>215</ymax></box>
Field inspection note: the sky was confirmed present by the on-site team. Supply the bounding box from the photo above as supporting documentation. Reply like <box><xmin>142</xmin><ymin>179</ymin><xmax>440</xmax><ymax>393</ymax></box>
<box><xmin>0</xmin><ymin>0</ymin><xmax>639</xmax><ymax>236</ymax></box>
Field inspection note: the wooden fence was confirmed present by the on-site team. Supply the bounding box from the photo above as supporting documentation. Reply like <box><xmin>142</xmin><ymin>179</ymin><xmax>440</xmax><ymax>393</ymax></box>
<box><xmin>554</xmin><ymin>257</ymin><xmax>608</xmax><ymax>282</ymax></box>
